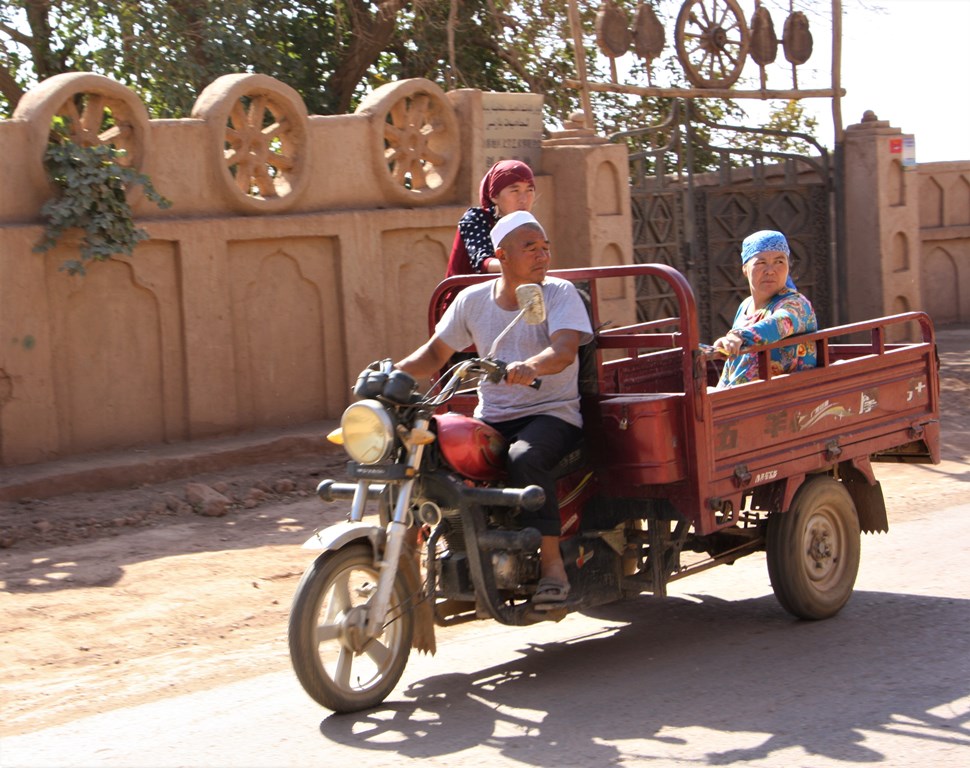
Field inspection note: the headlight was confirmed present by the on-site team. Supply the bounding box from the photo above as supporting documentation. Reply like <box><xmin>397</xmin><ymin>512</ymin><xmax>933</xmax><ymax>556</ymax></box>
<box><xmin>341</xmin><ymin>400</ymin><xmax>396</xmax><ymax>464</ymax></box>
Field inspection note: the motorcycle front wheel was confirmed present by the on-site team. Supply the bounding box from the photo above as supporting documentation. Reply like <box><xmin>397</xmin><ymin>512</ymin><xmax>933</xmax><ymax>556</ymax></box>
<box><xmin>288</xmin><ymin>543</ymin><xmax>413</xmax><ymax>712</ymax></box>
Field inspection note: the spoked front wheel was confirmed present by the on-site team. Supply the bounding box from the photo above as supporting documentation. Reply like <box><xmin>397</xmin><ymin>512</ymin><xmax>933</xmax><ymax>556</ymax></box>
<box><xmin>288</xmin><ymin>544</ymin><xmax>413</xmax><ymax>712</ymax></box>
<box><xmin>766</xmin><ymin>476</ymin><xmax>861</xmax><ymax>620</ymax></box>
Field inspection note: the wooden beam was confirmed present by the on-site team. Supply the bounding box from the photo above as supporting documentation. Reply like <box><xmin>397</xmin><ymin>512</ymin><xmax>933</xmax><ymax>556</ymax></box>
<box><xmin>564</xmin><ymin>79</ymin><xmax>845</xmax><ymax>101</ymax></box>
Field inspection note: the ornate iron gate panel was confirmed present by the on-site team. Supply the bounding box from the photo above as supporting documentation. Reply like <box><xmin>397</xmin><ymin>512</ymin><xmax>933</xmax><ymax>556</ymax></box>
<box><xmin>613</xmin><ymin>100</ymin><xmax>832</xmax><ymax>341</ymax></box>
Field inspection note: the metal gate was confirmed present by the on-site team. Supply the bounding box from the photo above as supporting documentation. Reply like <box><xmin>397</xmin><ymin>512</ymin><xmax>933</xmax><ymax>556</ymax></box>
<box><xmin>611</xmin><ymin>100</ymin><xmax>833</xmax><ymax>341</ymax></box>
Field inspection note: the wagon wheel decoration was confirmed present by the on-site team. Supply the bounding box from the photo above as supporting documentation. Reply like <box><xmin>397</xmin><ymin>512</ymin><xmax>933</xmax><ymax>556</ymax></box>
<box><xmin>192</xmin><ymin>74</ymin><xmax>311</xmax><ymax>213</ymax></box>
<box><xmin>224</xmin><ymin>95</ymin><xmax>298</xmax><ymax>196</ymax></box>
<box><xmin>675</xmin><ymin>0</ymin><xmax>750</xmax><ymax>88</ymax></box>
<box><xmin>53</xmin><ymin>92</ymin><xmax>142</xmax><ymax>164</ymax></box>
<box><xmin>356</xmin><ymin>79</ymin><xmax>460</xmax><ymax>205</ymax></box>
<box><xmin>13</xmin><ymin>73</ymin><xmax>151</xmax><ymax>192</ymax></box>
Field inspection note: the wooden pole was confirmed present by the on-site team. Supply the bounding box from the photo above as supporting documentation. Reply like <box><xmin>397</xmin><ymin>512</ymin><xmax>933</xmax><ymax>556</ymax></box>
<box><xmin>566</xmin><ymin>0</ymin><xmax>594</xmax><ymax>130</ymax></box>
<box><xmin>831</xmin><ymin>0</ymin><xmax>848</xmax><ymax>325</ymax></box>
<box><xmin>832</xmin><ymin>0</ymin><xmax>844</xmax><ymax>143</ymax></box>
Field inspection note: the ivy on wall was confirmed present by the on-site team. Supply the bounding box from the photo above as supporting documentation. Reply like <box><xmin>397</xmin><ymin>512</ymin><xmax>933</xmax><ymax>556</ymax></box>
<box><xmin>33</xmin><ymin>130</ymin><xmax>171</xmax><ymax>276</ymax></box>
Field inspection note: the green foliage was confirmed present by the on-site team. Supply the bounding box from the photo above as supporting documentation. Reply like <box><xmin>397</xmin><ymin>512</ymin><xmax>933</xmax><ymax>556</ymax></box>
<box><xmin>1</xmin><ymin>1</ymin><xmax>825</xmax><ymax>145</ymax></box>
<box><xmin>34</xmin><ymin>134</ymin><xmax>171</xmax><ymax>276</ymax></box>
<box><xmin>1</xmin><ymin>0</ymin><xmax>619</xmax><ymax>123</ymax></box>
<box><xmin>384</xmin><ymin>0</ymin><xmax>588</xmax><ymax>120</ymax></box>
<box><xmin>605</xmin><ymin>60</ymin><xmax>751</xmax><ymax>177</ymax></box>
<box><xmin>745</xmin><ymin>100</ymin><xmax>822</xmax><ymax>155</ymax></box>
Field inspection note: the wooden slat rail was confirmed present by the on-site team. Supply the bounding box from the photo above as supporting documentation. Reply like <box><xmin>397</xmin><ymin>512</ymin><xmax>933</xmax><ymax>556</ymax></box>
<box><xmin>738</xmin><ymin>311</ymin><xmax>935</xmax><ymax>383</ymax></box>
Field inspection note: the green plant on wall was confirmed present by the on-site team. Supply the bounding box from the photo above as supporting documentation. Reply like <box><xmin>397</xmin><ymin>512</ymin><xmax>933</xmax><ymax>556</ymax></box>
<box><xmin>33</xmin><ymin>127</ymin><xmax>171</xmax><ymax>276</ymax></box>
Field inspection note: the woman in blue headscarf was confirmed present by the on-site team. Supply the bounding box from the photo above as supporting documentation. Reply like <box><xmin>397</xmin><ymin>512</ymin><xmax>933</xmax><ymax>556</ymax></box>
<box><xmin>713</xmin><ymin>230</ymin><xmax>817</xmax><ymax>388</ymax></box>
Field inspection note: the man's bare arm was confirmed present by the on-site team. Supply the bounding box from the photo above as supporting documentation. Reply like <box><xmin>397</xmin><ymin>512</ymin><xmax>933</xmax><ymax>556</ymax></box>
<box><xmin>504</xmin><ymin>329</ymin><xmax>581</xmax><ymax>386</ymax></box>
<box><xmin>395</xmin><ymin>336</ymin><xmax>456</xmax><ymax>380</ymax></box>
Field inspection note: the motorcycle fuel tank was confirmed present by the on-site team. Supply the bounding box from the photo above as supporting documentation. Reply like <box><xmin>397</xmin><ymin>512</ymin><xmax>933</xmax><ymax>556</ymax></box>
<box><xmin>434</xmin><ymin>412</ymin><xmax>508</xmax><ymax>481</ymax></box>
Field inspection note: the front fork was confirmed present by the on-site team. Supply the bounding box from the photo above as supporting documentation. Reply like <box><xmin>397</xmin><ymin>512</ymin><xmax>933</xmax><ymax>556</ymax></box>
<box><xmin>356</xmin><ymin>417</ymin><xmax>429</xmax><ymax>640</ymax></box>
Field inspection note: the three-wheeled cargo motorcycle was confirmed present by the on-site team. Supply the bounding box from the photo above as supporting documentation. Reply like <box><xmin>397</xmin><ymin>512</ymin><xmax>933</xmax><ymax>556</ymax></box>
<box><xmin>287</xmin><ymin>264</ymin><xmax>941</xmax><ymax>713</ymax></box>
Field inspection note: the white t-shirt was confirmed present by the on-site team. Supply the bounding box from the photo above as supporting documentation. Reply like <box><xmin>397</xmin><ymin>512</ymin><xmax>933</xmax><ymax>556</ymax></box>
<box><xmin>436</xmin><ymin>277</ymin><xmax>594</xmax><ymax>428</ymax></box>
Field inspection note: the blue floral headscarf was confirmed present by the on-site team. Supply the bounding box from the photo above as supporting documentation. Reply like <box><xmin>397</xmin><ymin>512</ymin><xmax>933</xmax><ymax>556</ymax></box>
<box><xmin>741</xmin><ymin>230</ymin><xmax>797</xmax><ymax>291</ymax></box>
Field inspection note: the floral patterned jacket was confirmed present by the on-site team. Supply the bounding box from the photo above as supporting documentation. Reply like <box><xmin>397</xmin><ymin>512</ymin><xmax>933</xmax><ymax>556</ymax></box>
<box><xmin>716</xmin><ymin>289</ymin><xmax>817</xmax><ymax>388</ymax></box>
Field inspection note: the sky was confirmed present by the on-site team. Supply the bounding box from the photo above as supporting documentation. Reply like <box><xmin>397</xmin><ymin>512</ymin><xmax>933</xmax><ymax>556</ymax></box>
<box><xmin>607</xmin><ymin>0</ymin><xmax>970</xmax><ymax>163</ymax></box>
<box><xmin>800</xmin><ymin>0</ymin><xmax>970</xmax><ymax>162</ymax></box>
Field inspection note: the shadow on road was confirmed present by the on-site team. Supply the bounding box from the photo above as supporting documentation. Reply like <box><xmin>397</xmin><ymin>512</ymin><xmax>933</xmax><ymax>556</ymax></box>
<box><xmin>319</xmin><ymin>590</ymin><xmax>970</xmax><ymax>765</ymax></box>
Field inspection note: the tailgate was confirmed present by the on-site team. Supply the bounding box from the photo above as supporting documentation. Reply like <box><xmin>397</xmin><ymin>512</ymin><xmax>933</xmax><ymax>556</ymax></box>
<box><xmin>708</xmin><ymin>335</ymin><xmax>939</xmax><ymax>486</ymax></box>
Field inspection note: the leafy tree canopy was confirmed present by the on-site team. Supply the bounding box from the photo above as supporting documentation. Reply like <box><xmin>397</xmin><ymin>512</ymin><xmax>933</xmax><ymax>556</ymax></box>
<box><xmin>1</xmin><ymin>1</ymin><xmax>832</xmax><ymax>151</ymax></box>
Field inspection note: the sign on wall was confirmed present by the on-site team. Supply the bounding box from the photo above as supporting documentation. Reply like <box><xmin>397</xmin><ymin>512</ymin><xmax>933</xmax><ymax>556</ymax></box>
<box><xmin>481</xmin><ymin>93</ymin><xmax>544</xmax><ymax>175</ymax></box>
<box><xmin>890</xmin><ymin>135</ymin><xmax>917</xmax><ymax>169</ymax></box>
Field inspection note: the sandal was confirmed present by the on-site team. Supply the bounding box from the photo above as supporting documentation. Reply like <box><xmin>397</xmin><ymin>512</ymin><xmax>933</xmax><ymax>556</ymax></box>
<box><xmin>532</xmin><ymin>576</ymin><xmax>571</xmax><ymax>605</ymax></box>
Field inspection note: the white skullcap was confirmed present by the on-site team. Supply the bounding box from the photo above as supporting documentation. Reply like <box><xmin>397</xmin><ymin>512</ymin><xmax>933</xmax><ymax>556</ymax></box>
<box><xmin>490</xmin><ymin>210</ymin><xmax>546</xmax><ymax>251</ymax></box>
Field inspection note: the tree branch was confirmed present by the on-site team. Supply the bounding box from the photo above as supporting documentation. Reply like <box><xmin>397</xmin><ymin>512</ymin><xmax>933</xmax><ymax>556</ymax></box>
<box><xmin>445</xmin><ymin>0</ymin><xmax>458</xmax><ymax>89</ymax></box>
<box><xmin>325</xmin><ymin>0</ymin><xmax>409</xmax><ymax>113</ymax></box>
<box><xmin>0</xmin><ymin>21</ymin><xmax>33</xmax><ymax>47</ymax></box>
<box><xmin>0</xmin><ymin>64</ymin><xmax>26</xmax><ymax>112</ymax></box>
<box><xmin>24</xmin><ymin>0</ymin><xmax>59</xmax><ymax>80</ymax></box>
<box><xmin>482</xmin><ymin>0</ymin><xmax>535</xmax><ymax>85</ymax></box>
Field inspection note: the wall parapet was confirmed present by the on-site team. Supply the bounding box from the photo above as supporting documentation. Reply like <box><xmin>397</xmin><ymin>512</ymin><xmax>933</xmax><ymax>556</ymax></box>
<box><xmin>3</xmin><ymin>73</ymin><xmax>475</xmax><ymax>223</ymax></box>
<box><xmin>0</xmin><ymin>72</ymin><xmax>634</xmax><ymax>466</ymax></box>
<box><xmin>916</xmin><ymin>160</ymin><xmax>970</xmax><ymax>325</ymax></box>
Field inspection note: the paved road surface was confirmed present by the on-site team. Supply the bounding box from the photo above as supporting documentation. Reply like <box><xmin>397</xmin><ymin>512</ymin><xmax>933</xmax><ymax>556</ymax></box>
<box><xmin>3</xmin><ymin>502</ymin><xmax>969</xmax><ymax>767</ymax></box>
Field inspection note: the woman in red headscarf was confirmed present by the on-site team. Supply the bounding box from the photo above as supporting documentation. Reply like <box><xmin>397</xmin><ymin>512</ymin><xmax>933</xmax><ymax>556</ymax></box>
<box><xmin>445</xmin><ymin>160</ymin><xmax>536</xmax><ymax>277</ymax></box>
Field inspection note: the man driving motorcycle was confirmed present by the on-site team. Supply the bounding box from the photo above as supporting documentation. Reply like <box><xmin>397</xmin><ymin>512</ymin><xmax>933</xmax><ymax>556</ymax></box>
<box><xmin>395</xmin><ymin>211</ymin><xmax>593</xmax><ymax>608</ymax></box>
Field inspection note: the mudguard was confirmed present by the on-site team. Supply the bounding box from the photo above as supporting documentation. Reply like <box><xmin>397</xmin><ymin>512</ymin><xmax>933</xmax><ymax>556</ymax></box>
<box><xmin>300</xmin><ymin>520</ymin><xmax>436</xmax><ymax>654</ymax></box>
<box><xmin>301</xmin><ymin>520</ymin><xmax>385</xmax><ymax>554</ymax></box>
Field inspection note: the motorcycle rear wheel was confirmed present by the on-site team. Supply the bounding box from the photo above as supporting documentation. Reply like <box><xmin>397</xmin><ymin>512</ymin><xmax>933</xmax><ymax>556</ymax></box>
<box><xmin>288</xmin><ymin>543</ymin><xmax>413</xmax><ymax>712</ymax></box>
<box><xmin>766</xmin><ymin>476</ymin><xmax>861</xmax><ymax>620</ymax></box>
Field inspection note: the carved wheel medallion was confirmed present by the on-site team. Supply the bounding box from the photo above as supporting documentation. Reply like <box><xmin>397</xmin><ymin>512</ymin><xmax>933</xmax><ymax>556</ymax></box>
<box><xmin>13</xmin><ymin>73</ymin><xmax>150</xmax><ymax>190</ymax></box>
<box><xmin>356</xmin><ymin>79</ymin><xmax>460</xmax><ymax>205</ymax></box>
<box><xmin>223</xmin><ymin>93</ymin><xmax>299</xmax><ymax>198</ymax></box>
<box><xmin>192</xmin><ymin>74</ymin><xmax>311</xmax><ymax>213</ymax></box>
<box><xmin>54</xmin><ymin>92</ymin><xmax>141</xmax><ymax>166</ymax></box>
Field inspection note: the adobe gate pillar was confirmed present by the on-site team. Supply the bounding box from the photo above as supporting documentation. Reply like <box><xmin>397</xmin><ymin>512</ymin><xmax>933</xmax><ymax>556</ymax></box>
<box><xmin>843</xmin><ymin>111</ymin><xmax>921</xmax><ymax>338</ymax></box>
<box><xmin>541</xmin><ymin>115</ymin><xmax>637</xmax><ymax>325</ymax></box>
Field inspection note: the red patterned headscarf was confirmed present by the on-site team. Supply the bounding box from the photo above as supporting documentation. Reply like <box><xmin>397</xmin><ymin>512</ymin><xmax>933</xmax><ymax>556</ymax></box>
<box><xmin>479</xmin><ymin>160</ymin><xmax>535</xmax><ymax>210</ymax></box>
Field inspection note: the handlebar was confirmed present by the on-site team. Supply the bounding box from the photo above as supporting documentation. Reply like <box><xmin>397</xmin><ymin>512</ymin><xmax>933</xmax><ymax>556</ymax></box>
<box><xmin>350</xmin><ymin>356</ymin><xmax>544</xmax><ymax>411</ymax></box>
<box><xmin>484</xmin><ymin>358</ymin><xmax>541</xmax><ymax>389</ymax></box>
<box><xmin>431</xmin><ymin>357</ymin><xmax>540</xmax><ymax>405</ymax></box>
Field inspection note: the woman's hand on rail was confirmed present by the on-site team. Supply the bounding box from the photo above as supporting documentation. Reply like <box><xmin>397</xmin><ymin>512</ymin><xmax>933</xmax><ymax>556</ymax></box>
<box><xmin>711</xmin><ymin>330</ymin><xmax>743</xmax><ymax>357</ymax></box>
<box><xmin>698</xmin><ymin>343</ymin><xmax>727</xmax><ymax>361</ymax></box>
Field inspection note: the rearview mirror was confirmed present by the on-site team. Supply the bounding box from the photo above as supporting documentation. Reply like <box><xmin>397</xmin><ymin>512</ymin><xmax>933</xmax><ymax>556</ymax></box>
<box><xmin>486</xmin><ymin>283</ymin><xmax>548</xmax><ymax>359</ymax></box>
<box><xmin>515</xmin><ymin>283</ymin><xmax>546</xmax><ymax>325</ymax></box>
